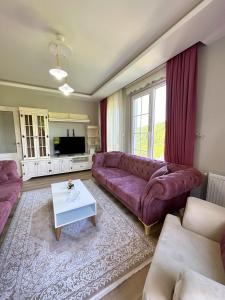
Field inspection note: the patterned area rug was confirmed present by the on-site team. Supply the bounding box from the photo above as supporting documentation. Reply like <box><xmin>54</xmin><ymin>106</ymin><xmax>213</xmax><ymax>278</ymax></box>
<box><xmin>0</xmin><ymin>180</ymin><xmax>156</xmax><ymax>300</ymax></box>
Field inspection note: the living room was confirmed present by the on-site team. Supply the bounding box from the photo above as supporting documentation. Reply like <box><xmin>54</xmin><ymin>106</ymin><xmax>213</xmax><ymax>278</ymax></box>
<box><xmin>1</xmin><ymin>1</ymin><xmax>225</xmax><ymax>299</ymax></box>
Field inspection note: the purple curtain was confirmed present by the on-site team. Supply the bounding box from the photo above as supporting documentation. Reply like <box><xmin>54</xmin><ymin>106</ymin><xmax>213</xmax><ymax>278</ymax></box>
<box><xmin>100</xmin><ymin>98</ymin><xmax>107</xmax><ymax>152</ymax></box>
<box><xmin>165</xmin><ymin>44</ymin><xmax>198</xmax><ymax>166</ymax></box>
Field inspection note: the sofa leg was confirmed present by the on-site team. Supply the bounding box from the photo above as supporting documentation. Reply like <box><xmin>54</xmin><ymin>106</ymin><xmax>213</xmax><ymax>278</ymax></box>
<box><xmin>143</xmin><ymin>224</ymin><xmax>152</xmax><ymax>236</ymax></box>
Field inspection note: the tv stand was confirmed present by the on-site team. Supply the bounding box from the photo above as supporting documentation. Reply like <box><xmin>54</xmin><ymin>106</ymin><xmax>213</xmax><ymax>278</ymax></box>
<box><xmin>21</xmin><ymin>154</ymin><xmax>92</xmax><ymax>181</ymax></box>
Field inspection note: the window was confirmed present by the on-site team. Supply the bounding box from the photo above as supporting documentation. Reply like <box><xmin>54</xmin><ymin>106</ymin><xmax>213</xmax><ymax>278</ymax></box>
<box><xmin>131</xmin><ymin>83</ymin><xmax>166</xmax><ymax>159</ymax></box>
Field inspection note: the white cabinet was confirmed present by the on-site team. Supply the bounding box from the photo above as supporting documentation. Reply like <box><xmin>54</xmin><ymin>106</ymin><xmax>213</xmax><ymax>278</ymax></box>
<box><xmin>50</xmin><ymin>159</ymin><xmax>61</xmax><ymax>175</ymax></box>
<box><xmin>21</xmin><ymin>154</ymin><xmax>92</xmax><ymax>180</ymax></box>
<box><xmin>21</xmin><ymin>161</ymin><xmax>37</xmax><ymax>180</ymax></box>
<box><xmin>37</xmin><ymin>160</ymin><xmax>49</xmax><ymax>177</ymax></box>
<box><xmin>61</xmin><ymin>158</ymin><xmax>71</xmax><ymax>173</ymax></box>
<box><xmin>19</xmin><ymin>107</ymin><xmax>50</xmax><ymax>160</ymax></box>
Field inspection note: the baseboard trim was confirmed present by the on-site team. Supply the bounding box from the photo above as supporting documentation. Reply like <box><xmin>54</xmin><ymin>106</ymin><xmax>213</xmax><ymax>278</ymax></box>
<box><xmin>91</xmin><ymin>258</ymin><xmax>152</xmax><ymax>300</ymax></box>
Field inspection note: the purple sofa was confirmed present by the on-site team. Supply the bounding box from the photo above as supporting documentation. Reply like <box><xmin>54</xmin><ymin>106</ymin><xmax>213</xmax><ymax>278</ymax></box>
<box><xmin>92</xmin><ymin>152</ymin><xmax>203</xmax><ymax>234</ymax></box>
<box><xmin>0</xmin><ymin>160</ymin><xmax>22</xmax><ymax>235</ymax></box>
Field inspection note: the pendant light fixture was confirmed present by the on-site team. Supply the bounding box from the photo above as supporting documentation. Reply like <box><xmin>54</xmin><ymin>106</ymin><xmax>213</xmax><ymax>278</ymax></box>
<box><xmin>58</xmin><ymin>82</ymin><xmax>74</xmax><ymax>96</ymax></box>
<box><xmin>49</xmin><ymin>43</ymin><xmax>68</xmax><ymax>80</ymax></box>
<box><xmin>49</xmin><ymin>34</ymin><xmax>74</xmax><ymax>96</ymax></box>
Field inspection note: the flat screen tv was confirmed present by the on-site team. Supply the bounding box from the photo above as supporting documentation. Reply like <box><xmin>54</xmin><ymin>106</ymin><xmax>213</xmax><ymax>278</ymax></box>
<box><xmin>53</xmin><ymin>137</ymin><xmax>85</xmax><ymax>155</ymax></box>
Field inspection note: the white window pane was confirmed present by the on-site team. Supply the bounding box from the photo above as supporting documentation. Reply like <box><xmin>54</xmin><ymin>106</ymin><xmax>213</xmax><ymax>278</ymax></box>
<box><xmin>140</xmin><ymin>133</ymin><xmax>148</xmax><ymax>153</ymax></box>
<box><xmin>153</xmin><ymin>84</ymin><xmax>166</xmax><ymax>160</ymax></box>
<box><xmin>140</xmin><ymin>150</ymin><xmax>148</xmax><ymax>157</ymax></box>
<box><xmin>132</xmin><ymin>92</ymin><xmax>151</xmax><ymax>156</ymax></box>
<box><xmin>133</xmin><ymin>98</ymin><xmax>141</xmax><ymax>116</ymax></box>
<box><xmin>133</xmin><ymin>133</ymin><xmax>141</xmax><ymax>150</ymax></box>
<box><xmin>135</xmin><ymin>149</ymin><xmax>142</xmax><ymax>156</ymax></box>
<box><xmin>141</xmin><ymin>95</ymin><xmax>149</xmax><ymax>114</ymax></box>
<box><xmin>133</xmin><ymin>116</ymin><xmax>141</xmax><ymax>133</ymax></box>
<box><xmin>141</xmin><ymin>114</ymin><xmax>149</xmax><ymax>133</ymax></box>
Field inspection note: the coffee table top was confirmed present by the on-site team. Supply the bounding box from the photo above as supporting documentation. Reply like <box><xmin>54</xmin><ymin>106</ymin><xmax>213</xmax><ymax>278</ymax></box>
<box><xmin>51</xmin><ymin>179</ymin><xmax>96</xmax><ymax>215</ymax></box>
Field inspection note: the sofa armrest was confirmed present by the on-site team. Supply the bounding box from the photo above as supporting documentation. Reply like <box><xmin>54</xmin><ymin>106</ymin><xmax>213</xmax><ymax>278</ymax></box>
<box><xmin>142</xmin><ymin>168</ymin><xmax>203</xmax><ymax>201</ymax></box>
<box><xmin>173</xmin><ymin>270</ymin><xmax>225</xmax><ymax>300</ymax></box>
<box><xmin>0</xmin><ymin>160</ymin><xmax>21</xmax><ymax>183</ymax></box>
<box><xmin>140</xmin><ymin>168</ymin><xmax>203</xmax><ymax>225</ymax></box>
<box><xmin>92</xmin><ymin>152</ymin><xmax>106</xmax><ymax>168</ymax></box>
<box><xmin>182</xmin><ymin>197</ymin><xmax>225</xmax><ymax>242</ymax></box>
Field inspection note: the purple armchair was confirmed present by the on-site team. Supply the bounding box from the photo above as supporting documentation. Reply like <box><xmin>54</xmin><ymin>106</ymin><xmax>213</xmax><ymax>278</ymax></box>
<box><xmin>0</xmin><ymin>160</ymin><xmax>22</xmax><ymax>235</ymax></box>
<box><xmin>92</xmin><ymin>152</ymin><xmax>203</xmax><ymax>234</ymax></box>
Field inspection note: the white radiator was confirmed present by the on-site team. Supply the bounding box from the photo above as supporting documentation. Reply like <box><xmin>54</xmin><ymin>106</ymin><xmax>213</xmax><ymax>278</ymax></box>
<box><xmin>206</xmin><ymin>173</ymin><xmax>225</xmax><ymax>207</ymax></box>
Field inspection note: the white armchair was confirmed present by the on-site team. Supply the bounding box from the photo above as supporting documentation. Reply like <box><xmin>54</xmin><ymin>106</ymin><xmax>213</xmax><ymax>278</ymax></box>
<box><xmin>183</xmin><ymin>197</ymin><xmax>225</xmax><ymax>242</ymax></box>
<box><xmin>143</xmin><ymin>197</ymin><xmax>225</xmax><ymax>300</ymax></box>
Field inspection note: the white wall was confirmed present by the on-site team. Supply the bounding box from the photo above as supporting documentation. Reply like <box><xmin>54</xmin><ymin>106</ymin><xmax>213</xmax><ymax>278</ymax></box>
<box><xmin>0</xmin><ymin>86</ymin><xmax>99</xmax><ymax>125</ymax></box>
<box><xmin>0</xmin><ymin>86</ymin><xmax>99</xmax><ymax>156</ymax></box>
<box><xmin>194</xmin><ymin>36</ymin><xmax>225</xmax><ymax>175</ymax></box>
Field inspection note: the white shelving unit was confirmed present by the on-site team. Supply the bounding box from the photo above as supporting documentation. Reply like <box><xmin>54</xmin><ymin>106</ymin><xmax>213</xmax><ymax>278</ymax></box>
<box><xmin>19</xmin><ymin>107</ymin><xmax>94</xmax><ymax>181</ymax></box>
<box><xmin>19</xmin><ymin>107</ymin><xmax>50</xmax><ymax>160</ymax></box>
<box><xmin>87</xmin><ymin>125</ymin><xmax>100</xmax><ymax>154</ymax></box>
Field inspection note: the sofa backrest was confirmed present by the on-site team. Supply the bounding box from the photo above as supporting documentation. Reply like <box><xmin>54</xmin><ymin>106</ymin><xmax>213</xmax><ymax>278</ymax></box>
<box><xmin>0</xmin><ymin>160</ymin><xmax>19</xmax><ymax>183</ymax></box>
<box><xmin>119</xmin><ymin>153</ymin><xmax>166</xmax><ymax>181</ymax></box>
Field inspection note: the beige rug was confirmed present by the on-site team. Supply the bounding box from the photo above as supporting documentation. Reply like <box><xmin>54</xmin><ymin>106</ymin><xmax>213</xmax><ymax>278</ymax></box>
<box><xmin>0</xmin><ymin>180</ymin><xmax>156</xmax><ymax>300</ymax></box>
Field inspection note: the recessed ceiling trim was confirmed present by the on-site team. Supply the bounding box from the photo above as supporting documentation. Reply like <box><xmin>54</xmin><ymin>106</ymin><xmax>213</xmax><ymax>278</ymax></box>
<box><xmin>92</xmin><ymin>0</ymin><xmax>213</xmax><ymax>97</ymax></box>
<box><xmin>0</xmin><ymin>0</ymin><xmax>224</xmax><ymax>103</ymax></box>
<box><xmin>0</xmin><ymin>80</ymin><xmax>92</xmax><ymax>99</ymax></box>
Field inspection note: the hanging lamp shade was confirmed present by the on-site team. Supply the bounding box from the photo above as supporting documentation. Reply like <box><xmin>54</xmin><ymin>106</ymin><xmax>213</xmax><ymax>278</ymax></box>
<box><xmin>58</xmin><ymin>83</ymin><xmax>74</xmax><ymax>96</ymax></box>
<box><xmin>49</xmin><ymin>42</ymin><xmax>68</xmax><ymax>80</ymax></box>
<box><xmin>49</xmin><ymin>67</ymin><xmax>68</xmax><ymax>80</ymax></box>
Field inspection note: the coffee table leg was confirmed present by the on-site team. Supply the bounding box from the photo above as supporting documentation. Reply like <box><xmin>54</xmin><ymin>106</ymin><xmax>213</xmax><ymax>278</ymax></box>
<box><xmin>90</xmin><ymin>215</ymin><xmax>96</xmax><ymax>226</ymax></box>
<box><xmin>55</xmin><ymin>227</ymin><xmax>61</xmax><ymax>241</ymax></box>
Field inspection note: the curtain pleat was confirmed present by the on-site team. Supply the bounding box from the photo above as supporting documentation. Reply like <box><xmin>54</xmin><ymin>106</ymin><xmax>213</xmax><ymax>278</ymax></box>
<box><xmin>165</xmin><ymin>44</ymin><xmax>198</xmax><ymax>166</ymax></box>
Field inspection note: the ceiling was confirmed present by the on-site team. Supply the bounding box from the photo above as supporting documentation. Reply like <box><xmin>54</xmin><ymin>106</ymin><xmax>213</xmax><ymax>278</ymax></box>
<box><xmin>0</xmin><ymin>0</ymin><xmax>225</xmax><ymax>101</ymax></box>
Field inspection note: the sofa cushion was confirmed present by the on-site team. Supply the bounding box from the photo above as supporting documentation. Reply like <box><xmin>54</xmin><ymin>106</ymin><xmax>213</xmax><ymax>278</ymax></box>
<box><xmin>220</xmin><ymin>230</ymin><xmax>225</xmax><ymax>272</ymax></box>
<box><xmin>0</xmin><ymin>160</ymin><xmax>20</xmax><ymax>182</ymax></box>
<box><xmin>0</xmin><ymin>201</ymin><xmax>12</xmax><ymax>235</ymax></box>
<box><xmin>119</xmin><ymin>153</ymin><xmax>166</xmax><ymax>181</ymax></box>
<box><xmin>92</xmin><ymin>167</ymin><xmax>131</xmax><ymax>185</ymax></box>
<box><xmin>104</xmin><ymin>151</ymin><xmax>124</xmax><ymax>168</ymax></box>
<box><xmin>143</xmin><ymin>214</ymin><xmax>225</xmax><ymax>300</ymax></box>
<box><xmin>106</xmin><ymin>175</ymin><xmax>147</xmax><ymax>214</ymax></box>
<box><xmin>150</xmin><ymin>165</ymin><xmax>169</xmax><ymax>180</ymax></box>
<box><xmin>0</xmin><ymin>191</ymin><xmax>18</xmax><ymax>206</ymax></box>
<box><xmin>0</xmin><ymin>174</ymin><xmax>8</xmax><ymax>183</ymax></box>
<box><xmin>173</xmin><ymin>270</ymin><xmax>225</xmax><ymax>300</ymax></box>
<box><xmin>0</xmin><ymin>181</ymin><xmax>22</xmax><ymax>197</ymax></box>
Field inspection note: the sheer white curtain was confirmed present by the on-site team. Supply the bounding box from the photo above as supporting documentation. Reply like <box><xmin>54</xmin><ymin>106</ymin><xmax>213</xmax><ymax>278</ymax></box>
<box><xmin>107</xmin><ymin>90</ymin><xmax>124</xmax><ymax>152</ymax></box>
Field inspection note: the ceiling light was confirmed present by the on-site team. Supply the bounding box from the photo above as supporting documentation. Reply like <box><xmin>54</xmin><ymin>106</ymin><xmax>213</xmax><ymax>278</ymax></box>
<box><xmin>49</xmin><ymin>67</ymin><xmax>68</xmax><ymax>80</ymax></box>
<box><xmin>59</xmin><ymin>83</ymin><xmax>74</xmax><ymax>96</ymax></box>
<box><xmin>49</xmin><ymin>41</ymin><xmax>68</xmax><ymax>80</ymax></box>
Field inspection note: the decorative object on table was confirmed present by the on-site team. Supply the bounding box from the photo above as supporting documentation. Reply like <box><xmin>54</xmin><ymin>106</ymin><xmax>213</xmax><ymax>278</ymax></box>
<box><xmin>72</xmin><ymin>129</ymin><xmax>75</xmax><ymax>137</ymax></box>
<box><xmin>67</xmin><ymin>129</ymin><xmax>69</xmax><ymax>137</ymax></box>
<box><xmin>67</xmin><ymin>179</ymin><xmax>74</xmax><ymax>190</ymax></box>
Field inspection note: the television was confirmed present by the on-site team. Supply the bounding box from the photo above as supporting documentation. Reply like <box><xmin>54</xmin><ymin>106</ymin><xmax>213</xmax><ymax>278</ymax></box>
<box><xmin>53</xmin><ymin>137</ymin><xmax>85</xmax><ymax>155</ymax></box>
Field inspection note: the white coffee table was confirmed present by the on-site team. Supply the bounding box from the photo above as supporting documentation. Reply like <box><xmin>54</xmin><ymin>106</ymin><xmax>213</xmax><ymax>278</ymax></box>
<box><xmin>51</xmin><ymin>179</ymin><xmax>97</xmax><ymax>241</ymax></box>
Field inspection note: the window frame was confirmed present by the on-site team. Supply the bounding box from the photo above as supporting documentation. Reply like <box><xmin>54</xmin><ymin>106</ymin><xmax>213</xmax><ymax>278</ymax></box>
<box><xmin>130</xmin><ymin>80</ymin><xmax>166</xmax><ymax>158</ymax></box>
